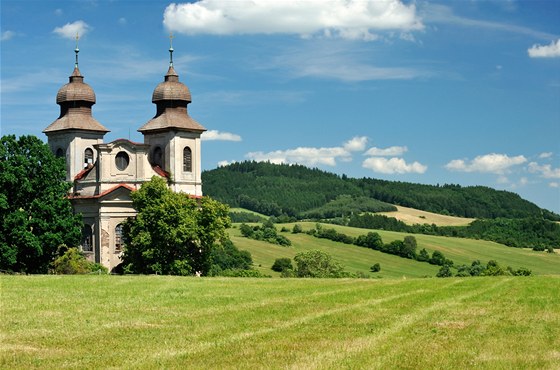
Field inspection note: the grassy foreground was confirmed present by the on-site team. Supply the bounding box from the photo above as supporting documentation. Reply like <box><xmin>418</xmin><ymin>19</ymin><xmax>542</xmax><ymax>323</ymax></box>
<box><xmin>2</xmin><ymin>275</ymin><xmax>559</xmax><ymax>369</ymax></box>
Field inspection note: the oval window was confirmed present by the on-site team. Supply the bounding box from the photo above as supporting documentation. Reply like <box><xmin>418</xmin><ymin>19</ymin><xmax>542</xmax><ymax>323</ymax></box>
<box><xmin>115</xmin><ymin>151</ymin><xmax>130</xmax><ymax>171</ymax></box>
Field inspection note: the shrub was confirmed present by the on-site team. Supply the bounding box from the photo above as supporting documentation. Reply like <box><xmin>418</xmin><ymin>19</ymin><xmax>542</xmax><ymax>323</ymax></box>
<box><xmin>292</xmin><ymin>224</ymin><xmax>303</xmax><ymax>234</ymax></box>
<box><xmin>293</xmin><ymin>250</ymin><xmax>346</xmax><ymax>278</ymax></box>
<box><xmin>436</xmin><ymin>265</ymin><xmax>453</xmax><ymax>278</ymax></box>
<box><xmin>52</xmin><ymin>247</ymin><xmax>108</xmax><ymax>275</ymax></box>
<box><xmin>271</xmin><ymin>258</ymin><xmax>293</xmax><ymax>272</ymax></box>
<box><xmin>370</xmin><ymin>263</ymin><xmax>381</xmax><ymax>273</ymax></box>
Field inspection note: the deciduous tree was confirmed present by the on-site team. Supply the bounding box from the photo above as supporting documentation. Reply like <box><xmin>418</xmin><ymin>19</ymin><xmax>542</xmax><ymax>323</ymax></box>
<box><xmin>0</xmin><ymin>135</ymin><xmax>82</xmax><ymax>273</ymax></box>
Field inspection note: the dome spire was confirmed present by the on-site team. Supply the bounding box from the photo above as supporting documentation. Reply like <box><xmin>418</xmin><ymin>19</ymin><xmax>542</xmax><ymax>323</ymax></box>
<box><xmin>169</xmin><ymin>32</ymin><xmax>174</xmax><ymax>67</ymax></box>
<box><xmin>74</xmin><ymin>32</ymin><xmax>80</xmax><ymax>68</ymax></box>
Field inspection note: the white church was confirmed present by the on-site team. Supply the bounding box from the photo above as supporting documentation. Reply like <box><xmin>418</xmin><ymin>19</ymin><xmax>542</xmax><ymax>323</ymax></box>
<box><xmin>43</xmin><ymin>42</ymin><xmax>206</xmax><ymax>271</ymax></box>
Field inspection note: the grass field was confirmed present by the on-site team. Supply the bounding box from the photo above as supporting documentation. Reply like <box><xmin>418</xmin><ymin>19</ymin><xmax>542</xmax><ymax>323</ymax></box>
<box><xmin>230</xmin><ymin>223</ymin><xmax>560</xmax><ymax>277</ymax></box>
<box><xmin>378</xmin><ymin>205</ymin><xmax>475</xmax><ymax>226</ymax></box>
<box><xmin>2</xmin><ymin>275</ymin><xmax>559</xmax><ymax>369</ymax></box>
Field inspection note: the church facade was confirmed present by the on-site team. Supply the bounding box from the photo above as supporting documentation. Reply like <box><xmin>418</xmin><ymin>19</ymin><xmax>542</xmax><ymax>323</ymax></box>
<box><xmin>43</xmin><ymin>44</ymin><xmax>206</xmax><ymax>271</ymax></box>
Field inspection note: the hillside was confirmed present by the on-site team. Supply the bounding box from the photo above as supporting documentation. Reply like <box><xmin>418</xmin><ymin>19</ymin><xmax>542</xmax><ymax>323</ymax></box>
<box><xmin>378</xmin><ymin>205</ymin><xmax>475</xmax><ymax>226</ymax></box>
<box><xmin>229</xmin><ymin>223</ymin><xmax>560</xmax><ymax>277</ymax></box>
<box><xmin>202</xmin><ymin>161</ymin><xmax>559</xmax><ymax>221</ymax></box>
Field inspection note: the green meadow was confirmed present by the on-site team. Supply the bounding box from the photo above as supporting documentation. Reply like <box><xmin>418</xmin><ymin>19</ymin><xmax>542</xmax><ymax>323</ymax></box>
<box><xmin>231</xmin><ymin>222</ymin><xmax>560</xmax><ymax>277</ymax></box>
<box><xmin>2</xmin><ymin>275</ymin><xmax>559</xmax><ymax>369</ymax></box>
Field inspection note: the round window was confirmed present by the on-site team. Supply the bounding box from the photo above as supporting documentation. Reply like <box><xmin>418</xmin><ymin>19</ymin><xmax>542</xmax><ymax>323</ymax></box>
<box><xmin>115</xmin><ymin>151</ymin><xmax>130</xmax><ymax>171</ymax></box>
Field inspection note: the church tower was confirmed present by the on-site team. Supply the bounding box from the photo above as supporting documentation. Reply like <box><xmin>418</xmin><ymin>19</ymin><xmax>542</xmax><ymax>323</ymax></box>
<box><xmin>138</xmin><ymin>37</ymin><xmax>206</xmax><ymax>195</ymax></box>
<box><xmin>43</xmin><ymin>36</ymin><xmax>109</xmax><ymax>181</ymax></box>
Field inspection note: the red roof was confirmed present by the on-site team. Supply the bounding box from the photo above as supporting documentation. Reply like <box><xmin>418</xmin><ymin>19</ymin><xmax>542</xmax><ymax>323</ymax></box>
<box><xmin>69</xmin><ymin>183</ymin><xmax>135</xmax><ymax>199</ymax></box>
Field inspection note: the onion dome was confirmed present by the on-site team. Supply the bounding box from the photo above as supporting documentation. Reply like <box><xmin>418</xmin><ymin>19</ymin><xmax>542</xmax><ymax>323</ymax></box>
<box><xmin>152</xmin><ymin>66</ymin><xmax>192</xmax><ymax>103</ymax></box>
<box><xmin>56</xmin><ymin>67</ymin><xmax>96</xmax><ymax>104</ymax></box>
<box><xmin>138</xmin><ymin>41</ymin><xmax>205</xmax><ymax>134</ymax></box>
<box><xmin>43</xmin><ymin>42</ymin><xmax>109</xmax><ymax>134</ymax></box>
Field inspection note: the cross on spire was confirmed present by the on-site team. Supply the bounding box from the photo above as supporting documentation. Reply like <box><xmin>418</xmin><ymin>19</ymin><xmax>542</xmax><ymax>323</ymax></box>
<box><xmin>169</xmin><ymin>32</ymin><xmax>174</xmax><ymax>67</ymax></box>
<box><xmin>74</xmin><ymin>32</ymin><xmax>80</xmax><ymax>68</ymax></box>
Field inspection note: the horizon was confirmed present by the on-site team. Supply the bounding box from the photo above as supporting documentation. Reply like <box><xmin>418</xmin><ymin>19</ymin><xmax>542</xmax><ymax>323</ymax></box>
<box><xmin>1</xmin><ymin>0</ymin><xmax>559</xmax><ymax>213</ymax></box>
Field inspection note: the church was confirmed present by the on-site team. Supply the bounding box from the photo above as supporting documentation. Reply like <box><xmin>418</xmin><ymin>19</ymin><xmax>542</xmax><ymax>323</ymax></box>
<box><xmin>43</xmin><ymin>41</ymin><xmax>206</xmax><ymax>271</ymax></box>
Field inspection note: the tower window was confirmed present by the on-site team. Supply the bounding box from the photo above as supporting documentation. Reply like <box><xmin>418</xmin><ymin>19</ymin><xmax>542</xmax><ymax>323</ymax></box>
<box><xmin>84</xmin><ymin>148</ymin><xmax>94</xmax><ymax>167</ymax></box>
<box><xmin>82</xmin><ymin>224</ymin><xmax>93</xmax><ymax>252</ymax></box>
<box><xmin>152</xmin><ymin>146</ymin><xmax>163</xmax><ymax>168</ymax></box>
<box><xmin>115</xmin><ymin>151</ymin><xmax>130</xmax><ymax>171</ymax></box>
<box><xmin>56</xmin><ymin>148</ymin><xmax>65</xmax><ymax>158</ymax></box>
<box><xmin>183</xmin><ymin>146</ymin><xmax>192</xmax><ymax>172</ymax></box>
<box><xmin>115</xmin><ymin>223</ymin><xmax>124</xmax><ymax>252</ymax></box>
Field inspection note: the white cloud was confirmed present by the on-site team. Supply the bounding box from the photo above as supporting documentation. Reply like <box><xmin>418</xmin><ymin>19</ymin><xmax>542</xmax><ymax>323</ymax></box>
<box><xmin>549</xmin><ymin>182</ymin><xmax>559</xmax><ymax>188</ymax></box>
<box><xmin>539</xmin><ymin>152</ymin><xmax>553</xmax><ymax>159</ymax></box>
<box><xmin>528</xmin><ymin>162</ymin><xmax>560</xmax><ymax>179</ymax></box>
<box><xmin>1</xmin><ymin>31</ymin><xmax>15</xmax><ymax>41</ymax></box>
<box><xmin>201</xmin><ymin>130</ymin><xmax>242</xmax><ymax>142</ymax></box>
<box><xmin>53</xmin><ymin>20</ymin><xmax>91</xmax><ymax>39</ymax></box>
<box><xmin>528</xmin><ymin>39</ymin><xmax>560</xmax><ymax>58</ymax></box>
<box><xmin>496</xmin><ymin>175</ymin><xmax>509</xmax><ymax>184</ymax></box>
<box><xmin>364</xmin><ymin>145</ymin><xmax>408</xmax><ymax>156</ymax></box>
<box><xmin>163</xmin><ymin>0</ymin><xmax>423</xmax><ymax>41</ymax></box>
<box><xmin>362</xmin><ymin>157</ymin><xmax>427</xmax><ymax>174</ymax></box>
<box><xmin>445</xmin><ymin>153</ymin><xmax>527</xmax><ymax>174</ymax></box>
<box><xmin>246</xmin><ymin>146</ymin><xmax>350</xmax><ymax>167</ymax></box>
<box><xmin>343</xmin><ymin>136</ymin><xmax>368</xmax><ymax>152</ymax></box>
<box><xmin>218</xmin><ymin>160</ymin><xmax>235</xmax><ymax>167</ymax></box>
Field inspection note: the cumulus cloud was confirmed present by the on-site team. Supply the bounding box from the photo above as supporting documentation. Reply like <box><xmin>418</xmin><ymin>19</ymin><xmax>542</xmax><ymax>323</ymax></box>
<box><xmin>343</xmin><ymin>136</ymin><xmax>368</xmax><ymax>152</ymax></box>
<box><xmin>201</xmin><ymin>130</ymin><xmax>242</xmax><ymax>141</ymax></box>
<box><xmin>539</xmin><ymin>152</ymin><xmax>553</xmax><ymax>159</ymax></box>
<box><xmin>445</xmin><ymin>153</ymin><xmax>527</xmax><ymax>174</ymax></box>
<box><xmin>528</xmin><ymin>39</ymin><xmax>560</xmax><ymax>58</ymax></box>
<box><xmin>364</xmin><ymin>145</ymin><xmax>408</xmax><ymax>156</ymax></box>
<box><xmin>528</xmin><ymin>162</ymin><xmax>560</xmax><ymax>179</ymax></box>
<box><xmin>246</xmin><ymin>146</ymin><xmax>350</xmax><ymax>167</ymax></box>
<box><xmin>1</xmin><ymin>30</ymin><xmax>15</xmax><ymax>41</ymax></box>
<box><xmin>163</xmin><ymin>0</ymin><xmax>423</xmax><ymax>41</ymax></box>
<box><xmin>53</xmin><ymin>20</ymin><xmax>91</xmax><ymax>39</ymax></box>
<box><xmin>362</xmin><ymin>157</ymin><xmax>427</xmax><ymax>174</ymax></box>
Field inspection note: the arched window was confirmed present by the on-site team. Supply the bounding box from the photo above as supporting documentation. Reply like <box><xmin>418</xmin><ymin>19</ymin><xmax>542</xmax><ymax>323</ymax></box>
<box><xmin>84</xmin><ymin>148</ymin><xmax>94</xmax><ymax>167</ymax></box>
<box><xmin>152</xmin><ymin>146</ymin><xmax>163</xmax><ymax>168</ymax></box>
<box><xmin>82</xmin><ymin>224</ymin><xmax>93</xmax><ymax>252</ymax></box>
<box><xmin>115</xmin><ymin>224</ymin><xmax>124</xmax><ymax>252</ymax></box>
<box><xmin>115</xmin><ymin>151</ymin><xmax>130</xmax><ymax>171</ymax></box>
<box><xmin>55</xmin><ymin>148</ymin><xmax>65</xmax><ymax>158</ymax></box>
<box><xmin>183</xmin><ymin>146</ymin><xmax>192</xmax><ymax>172</ymax></box>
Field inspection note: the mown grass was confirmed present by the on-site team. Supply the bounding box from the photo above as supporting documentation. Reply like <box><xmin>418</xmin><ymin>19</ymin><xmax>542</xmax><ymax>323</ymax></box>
<box><xmin>2</xmin><ymin>275</ymin><xmax>559</xmax><ymax>369</ymax></box>
<box><xmin>231</xmin><ymin>222</ymin><xmax>560</xmax><ymax>277</ymax></box>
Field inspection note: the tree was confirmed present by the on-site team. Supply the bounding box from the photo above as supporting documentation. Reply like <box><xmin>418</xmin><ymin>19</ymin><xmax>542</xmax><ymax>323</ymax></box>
<box><xmin>0</xmin><ymin>135</ymin><xmax>82</xmax><ymax>273</ymax></box>
<box><xmin>436</xmin><ymin>265</ymin><xmax>453</xmax><ymax>277</ymax></box>
<box><xmin>370</xmin><ymin>263</ymin><xmax>381</xmax><ymax>272</ymax></box>
<box><xmin>121</xmin><ymin>176</ymin><xmax>231</xmax><ymax>275</ymax></box>
<box><xmin>209</xmin><ymin>239</ymin><xmax>252</xmax><ymax>274</ymax></box>
<box><xmin>293</xmin><ymin>250</ymin><xmax>346</xmax><ymax>278</ymax></box>
<box><xmin>271</xmin><ymin>257</ymin><xmax>293</xmax><ymax>272</ymax></box>
<box><xmin>355</xmin><ymin>232</ymin><xmax>383</xmax><ymax>250</ymax></box>
<box><xmin>402</xmin><ymin>235</ymin><xmax>417</xmax><ymax>259</ymax></box>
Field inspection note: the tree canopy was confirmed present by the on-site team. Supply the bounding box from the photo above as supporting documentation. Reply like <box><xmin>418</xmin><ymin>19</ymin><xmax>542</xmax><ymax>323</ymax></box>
<box><xmin>121</xmin><ymin>176</ymin><xmax>231</xmax><ymax>276</ymax></box>
<box><xmin>0</xmin><ymin>135</ymin><xmax>82</xmax><ymax>273</ymax></box>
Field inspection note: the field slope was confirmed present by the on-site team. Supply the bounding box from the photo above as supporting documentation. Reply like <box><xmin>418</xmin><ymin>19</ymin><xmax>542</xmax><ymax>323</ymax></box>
<box><xmin>230</xmin><ymin>223</ymin><xmax>560</xmax><ymax>277</ymax></box>
<box><xmin>2</xmin><ymin>275</ymin><xmax>559</xmax><ymax>369</ymax></box>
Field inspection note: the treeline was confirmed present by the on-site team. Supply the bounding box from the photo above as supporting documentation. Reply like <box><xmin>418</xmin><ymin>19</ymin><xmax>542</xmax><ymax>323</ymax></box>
<box><xmin>346</xmin><ymin>214</ymin><xmax>560</xmax><ymax>249</ymax></box>
<box><xmin>202</xmin><ymin>161</ymin><xmax>559</xmax><ymax>221</ymax></box>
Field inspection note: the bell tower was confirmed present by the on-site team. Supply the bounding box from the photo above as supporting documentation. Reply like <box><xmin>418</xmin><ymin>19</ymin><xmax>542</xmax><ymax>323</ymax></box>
<box><xmin>138</xmin><ymin>35</ymin><xmax>206</xmax><ymax>195</ymax></box>
<box><xmin>43</xmin><ymin>34</ymin><xmax>109</xmax><ymax>181</ymax></box>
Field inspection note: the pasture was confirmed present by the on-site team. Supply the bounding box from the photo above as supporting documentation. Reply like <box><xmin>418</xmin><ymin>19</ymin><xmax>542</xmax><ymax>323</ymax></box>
<box><xmin>230</xmin><ymin>222</ymin><xmax>560</xmax><ymax>277</ymax></box>
<box><xmin>1</xmin><ymin>275</ymin><xmax>559</xmax><ymax>369</ymax></box>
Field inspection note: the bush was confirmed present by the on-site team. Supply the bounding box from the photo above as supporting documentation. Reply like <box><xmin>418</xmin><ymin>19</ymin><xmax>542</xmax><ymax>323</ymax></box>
<box><xmin>218</xmin><ymin>269</ymin><xmax>271</xmax><ymax>278</ymax></box>
<box><xmin>293</xmin><ymin>250</ymin><xmax>346</xmax><ymax>278</ymax></box>
<box><xmin>436</xmin><ymin>265</ymin><xmax>453</xmax><ymax>278</ymax></box>
<box><xmin>271</xmin><ymin>258</ymin><xmax>293</xmax><ymax>272</ymax></box>
<box><xmin>51</xmin><ymin>247</ymin><xmax>107</xmax><ymax>274</ymax></box>
<box><xmin>370</xmin><ymin>263</ymin><xmax>381</xmax><ymax>273</ymax></box>
<box><xmin>292</xmin><ymin>224</ymin><xmax>303</xmax><ymax>234</ymax></box>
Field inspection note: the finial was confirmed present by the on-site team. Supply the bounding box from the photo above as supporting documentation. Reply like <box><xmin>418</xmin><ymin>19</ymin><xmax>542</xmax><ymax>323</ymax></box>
<box><xmin>169</xmin><ymin>32</ymin><xmax>174</xmax><ymax>67</ymax></box>
<box><xmin>74</xmin><ymin>32</ymin><xmax>80</xmax><ymax>68</ymax></box>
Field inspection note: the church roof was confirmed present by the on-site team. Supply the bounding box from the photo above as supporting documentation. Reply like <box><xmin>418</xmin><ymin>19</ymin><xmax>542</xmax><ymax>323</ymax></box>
<box><xmin>152</xmin><ymin>66</ymin><xmax>192</xmax><ymax>103</ymax></box>
<box><xmin>44</xmin><ymin>49</ymin><xmax>109</xmax><ymax>134</ymax></box>
<box><xmin>138</xmin><ymin>108</ymin><xmax>206</xmax><ymax>133</ymax></box>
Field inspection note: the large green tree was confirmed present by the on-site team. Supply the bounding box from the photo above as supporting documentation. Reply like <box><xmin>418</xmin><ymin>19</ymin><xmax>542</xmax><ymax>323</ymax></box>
<box><xmin>121</xmin><ymin>176</ymin><xmax>231</xmax><ymax>275</ymax></box>
<box><xmin>0</xmin><ymin>135</ymin><xmax>82</xmax><ymax>273</ymax></box>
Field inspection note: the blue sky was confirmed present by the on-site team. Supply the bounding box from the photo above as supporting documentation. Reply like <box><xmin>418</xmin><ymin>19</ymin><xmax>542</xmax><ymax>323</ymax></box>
<box><xmin>2</xmin><ymin>0</ymin><xmax>559</xmax><ymax>213</ymax></box>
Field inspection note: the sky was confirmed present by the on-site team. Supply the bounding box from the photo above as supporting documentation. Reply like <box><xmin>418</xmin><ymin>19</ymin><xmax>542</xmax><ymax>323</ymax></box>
<box><xmin>1</xmin><ymin>0</ymin><xmax>559</xmax><ymax>214</ymax></box>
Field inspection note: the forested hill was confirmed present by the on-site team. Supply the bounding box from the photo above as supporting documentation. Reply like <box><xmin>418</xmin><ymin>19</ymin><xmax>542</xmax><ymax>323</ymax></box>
<box><xmin>202</xmin><ymin>161</ymin><xmax>559</xmax><ymax>221</ymax></box>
